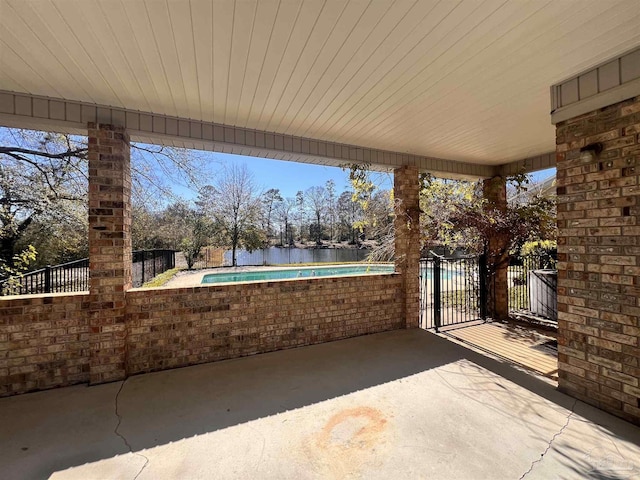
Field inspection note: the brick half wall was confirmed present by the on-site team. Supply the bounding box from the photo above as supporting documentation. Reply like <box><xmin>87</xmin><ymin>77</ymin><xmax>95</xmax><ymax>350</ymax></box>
<box><xmin>2</xmin><ymin>273</ymin><xmax>404</xmax><ymax>395</ymax></box>
<box><xmin>0</xmin><ymin>293</ymin><xmax>90</xmax><ymax>396</ymax></box>
<box><xmin>125</xmin><ymin>274</ymin><xmax>404</xmax><ymax>375</ymax></box>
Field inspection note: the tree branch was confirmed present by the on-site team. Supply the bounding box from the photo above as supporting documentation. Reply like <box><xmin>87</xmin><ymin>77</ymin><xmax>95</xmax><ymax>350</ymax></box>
<box><xmin>0</xmin><ymin>146</ymin><xmax>87</xmax><ymax>160</ymax></box>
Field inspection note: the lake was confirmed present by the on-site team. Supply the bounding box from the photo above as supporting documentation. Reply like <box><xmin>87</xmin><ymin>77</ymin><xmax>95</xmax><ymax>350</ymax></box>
<box><xmin>223</xmin><ymin>247</ymin><xmax>372</xmax><ymax>266</ymax></box>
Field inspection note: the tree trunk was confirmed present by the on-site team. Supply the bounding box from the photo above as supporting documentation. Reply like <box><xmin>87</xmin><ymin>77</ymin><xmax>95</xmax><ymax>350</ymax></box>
<box><xmin>231</xmin><ymin>227</ymin><xmax>239</xmax><ymax>267</ymax></box>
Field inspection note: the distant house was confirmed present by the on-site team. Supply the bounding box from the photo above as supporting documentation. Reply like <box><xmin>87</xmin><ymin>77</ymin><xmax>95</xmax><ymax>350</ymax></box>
<box><xmin>508</xmin><ymin>173</ymin><xmax>556</xmax><ymax>206</ymax></box>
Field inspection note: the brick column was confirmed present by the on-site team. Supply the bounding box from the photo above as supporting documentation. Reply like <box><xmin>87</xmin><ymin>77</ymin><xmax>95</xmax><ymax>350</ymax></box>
<box><xmin>394</xmin><ymin>165</ymin><xmax>421</xmax><ymax>329</ymax></box>
<box><xmin>556</xmin><ymin>96</ymin><xmax>640</xmax><ymax>425</ymax></box>
<box><xmin>483</xmin><ymin>175</ymin><xmax>509</xmax><ymax>320</ymax></box>
<box><xmin>87</xmin><ymin>123</ymin><xmax>132</xmax><ymax>384</ymax></box>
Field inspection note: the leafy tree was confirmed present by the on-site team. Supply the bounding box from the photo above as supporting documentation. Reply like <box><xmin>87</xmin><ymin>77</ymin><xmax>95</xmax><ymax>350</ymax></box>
<box><xmin>131</xmin><ymin>204</ymin><xmax>164</xmax><ymax>250</ymax></box>
<box><xmin>179</xmin><ymin>209</ymin><xmax>214</xmax><ymax>270</ymax></box>
<box><xmin>16</xmin><ymin>203</ymin><xmax>88</xmax><ymax>267</ymax></box>
<box><xmin>420</xmin><ymin>173</ymin><xmax>556</xmax><ymax>260</ymax></box>
<box><xmin>420</xmin><ymin>173</ymin><xmax>556</xmax><ymax>319</ymax></box>
<box><xmin>0</xmin><ymin>245</ymin><xmax>37</xmax><ymax>294</ymax></box>
<box><xmin>344</xmin><ymin>164</ymin><xmax>394</xmax><ymax>259</ymax></box>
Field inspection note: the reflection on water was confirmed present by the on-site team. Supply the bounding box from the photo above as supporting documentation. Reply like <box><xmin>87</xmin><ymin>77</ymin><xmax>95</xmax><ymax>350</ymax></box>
<box><xmin>223</xmin><ymin>247</ymin><xmax>371</xmax><ymax>266</ymax></box>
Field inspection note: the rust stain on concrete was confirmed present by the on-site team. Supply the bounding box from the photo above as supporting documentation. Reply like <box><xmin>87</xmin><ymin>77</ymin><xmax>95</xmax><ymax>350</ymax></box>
<box><xmin>302</xmin><ymin>406</ymin><xmax>390</xmax><ymax>478</ymax></box>
<box><xmin>317</xmin><ymin>406</ymin><xmax>387</xmax><ymax>450</ymax></box>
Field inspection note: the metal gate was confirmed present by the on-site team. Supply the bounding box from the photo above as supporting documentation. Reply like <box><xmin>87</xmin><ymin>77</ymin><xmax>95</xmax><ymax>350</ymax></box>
<box><xmin>420</xmin><ymin>255</ymin><xmax>487</xmax><ymax>331</ymax></box>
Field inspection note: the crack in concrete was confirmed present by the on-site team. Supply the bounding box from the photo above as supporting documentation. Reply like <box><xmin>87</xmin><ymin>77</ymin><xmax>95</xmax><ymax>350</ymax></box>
<box><xmin>519</xmin><ymin>399</ymin><xmax>577</xmax><ymax>480</ymax></box>
<box><xmin>114</xmin><ymin>380</ymin><xmax>150</xmax><ymax>480</ymax></box>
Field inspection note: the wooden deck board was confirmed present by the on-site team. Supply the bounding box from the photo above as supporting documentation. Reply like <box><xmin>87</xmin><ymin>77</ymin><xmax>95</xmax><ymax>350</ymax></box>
<box><xmin>443</xmin><ymin>322</ymin><xmax>558</xmax><ymax>379</ymax></box>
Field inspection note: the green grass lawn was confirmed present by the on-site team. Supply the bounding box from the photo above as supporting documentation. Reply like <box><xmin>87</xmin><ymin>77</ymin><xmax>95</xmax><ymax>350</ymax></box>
<box><xmin>141</xmin><ymin>268</ymin><xmax>181</xmax><ymax>288</ymax></box>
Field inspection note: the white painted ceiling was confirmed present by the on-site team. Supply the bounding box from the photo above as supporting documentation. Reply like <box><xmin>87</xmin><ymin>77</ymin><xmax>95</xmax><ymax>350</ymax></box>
<box><xmin>1</xmin><ymin>0</ymin><xmax>640</xmax><ymax>166</ymax></box>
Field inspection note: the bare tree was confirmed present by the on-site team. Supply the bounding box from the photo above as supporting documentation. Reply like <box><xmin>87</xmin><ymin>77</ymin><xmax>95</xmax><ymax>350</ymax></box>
<box><xmin>0</xmin><ymin>127</ymin><xmax>209</xmax><ymax>276</ymax></box>
<box><xmin>337</xmin><ymin>190</ymin><xmax>362</xmax><ymax>244</ymax></box>
<box><xmin>295</xmin><ymin>190</ymin><xmax>305</xmax><ymax>242</ymax></box>
<box><xmin>1</xmin><ymin>130</ymin><xmax>86</xmax><ymax>276</ymax></box>
<box><xmin>275</xmin><ymin>197</ymin><xmax>296</xmax><ymax>246</ymax></box>
<box><xmin>325</xmin><ymin>179</ymin><xmax>337</xmax><ymax>242</ymax></box>
<box><xmin>204</xmin><ymin>164</ymin><xmax>264</xmax><ymax>267</ymax></box>
<box><xmin>305</xmin><ymin>186</ymin><xmax>327</xmax><ymax>245</ymax></box>
<box><xmin>261</xmin><ymin>188</ymin><xmax>283</xmax><ymax>245</ymax></box>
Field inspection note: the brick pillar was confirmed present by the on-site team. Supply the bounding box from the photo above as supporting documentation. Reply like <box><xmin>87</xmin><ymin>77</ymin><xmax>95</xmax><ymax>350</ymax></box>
<box><xmin>87</xmin><ymin>123</ymin><xmax>132</xmax><ymax>384</ymax></box>
<box><xmin>394</xmin><ymin>165</ymin><xmax>421</xmax><ymax>329</ymax></box>
<box><xmin>556</xmin><ymin>96</ymin><xmax>640</xmax><ymax>425</ymax></box>
<box><xmin>483</xmin><ymin>175</ymin><xmax>509</xmax><ymax>320</ymax></box>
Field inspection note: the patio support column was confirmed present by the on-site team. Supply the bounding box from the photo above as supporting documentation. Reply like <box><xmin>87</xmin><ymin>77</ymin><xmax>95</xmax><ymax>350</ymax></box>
<box><xmin>555</xmin><ymin>96</ymin><xmax>640</xmax><ymax>426</ymax></box>
<box><xmin>394</xmin><ymin>165</ymin><xmax>421</xmax><ymax>329</ymax></box>
<box><xmin>87</xmin><ymin>123</ymin><xmax>132</xmax><ymax>384</ymax></box>
<box><xmin>482</xmin><ymin>175</ymin><xmax>509</xmax><ymax>320</ymax></box>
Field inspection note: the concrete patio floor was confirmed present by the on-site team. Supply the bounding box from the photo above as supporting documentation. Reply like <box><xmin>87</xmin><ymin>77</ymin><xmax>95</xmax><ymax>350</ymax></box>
<box><xmin>1</xmin><ymin>329</ymin><xmax>639</xmax><ymax>480</ymax></box>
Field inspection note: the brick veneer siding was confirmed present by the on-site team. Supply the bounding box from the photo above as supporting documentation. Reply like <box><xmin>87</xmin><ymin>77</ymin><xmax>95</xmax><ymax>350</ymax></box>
<box><xmin>483</xmin><ymin>176</ymin><xmax>509</xmax><ymax>320</ymax></box>
<box><xmin>1</xmin><ymin>274</ymin><xmax>403</xmax><ymax>396</ymax></box>
<box><xmin>556</xmin><ymin>96</ymin><xmax>640</xmax><ymax>425</ymax></box>
<box><xmin>87</xmin><ymin>123</ymin><xmax>132</xmax><ymax>385</ymax></box>
<box><xmin>394</xmin><ymin>165</ymin><xmax>421</xmax><ymax>328</ymax></box>
<box><xmin>0</xmin><ymin>293</ymin><xmax>90</xmax><ymax>396</ymax></box>
<box><xmin>125</xmin><ymin>274</ymin><xmax>404</xmax><ymax>374</ymax></box>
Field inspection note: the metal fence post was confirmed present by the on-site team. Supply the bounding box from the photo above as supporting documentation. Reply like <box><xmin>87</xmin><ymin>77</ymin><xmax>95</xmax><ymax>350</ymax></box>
<box><xmin>141</xmin><ymin>252</ymin><xmax>145</xmax><ymax>285</ymax></box>
<box><xmin>433</xmin><ymin>257</ymin><xmax>442</xmax><ymax>332</ymax></box>
<box><xmin>44</xmin><ymin>265</ymin><xmax>52</xmax><ymax>293</ymax></box>
<box><xmin>479</xmin><ymin>254</ymin><xmax>488</xmax><ymax>320</ymax></box>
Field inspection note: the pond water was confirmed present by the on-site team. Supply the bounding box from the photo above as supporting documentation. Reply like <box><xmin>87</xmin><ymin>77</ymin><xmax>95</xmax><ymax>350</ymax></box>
<box><xmin>201</xmin><ymin>264</ymin><xmax>395</xmax><ymax>284</ymax></box>
<box><xmin>223</xmin><ymin>247</ymin><xmax>371</xmax><ymax>266</ymax></box>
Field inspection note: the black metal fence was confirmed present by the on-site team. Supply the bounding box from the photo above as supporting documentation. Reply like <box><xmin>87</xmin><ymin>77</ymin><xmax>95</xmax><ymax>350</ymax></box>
<box><xmin>1</xmin><ymin>249</ymin><xmax>175</xmax><ymax>296</ymax></box>
<box><xmin>508</xmin><ymin>253</ymin><xmax>557</xmax><ymax>320</ymax></box>
<box><xmin>420</xmin><ymin>252</ymin><xmax>558</xmax><ymax>331</ymax></box>
<box><xmin>420</xmin><ymin>255</ymin><xmax>486</xmax><ymax>331</ymax></box>
<box><xmin>132</xmin><ymin>249</ymin><xmax>175</xmax><ymax>287</ymax></box>
<box><xmin>0</xmin><ymin>258</ymin><xmax>90</xmax><ymax>296</ymax></box>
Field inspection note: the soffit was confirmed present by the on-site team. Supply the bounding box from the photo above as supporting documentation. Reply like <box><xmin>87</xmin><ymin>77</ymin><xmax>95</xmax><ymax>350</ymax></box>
<box><xmin>1</xmin><ymin>0</ymin><xmax>639</xmax><ymax>165</ymax></box>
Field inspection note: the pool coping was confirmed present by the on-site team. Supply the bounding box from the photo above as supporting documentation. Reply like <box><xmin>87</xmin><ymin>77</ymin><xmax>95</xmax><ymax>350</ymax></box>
<box><xmin>160</xmin><ymin>263</ymin><xmax>397</xmax><ymax>289</ymax></box>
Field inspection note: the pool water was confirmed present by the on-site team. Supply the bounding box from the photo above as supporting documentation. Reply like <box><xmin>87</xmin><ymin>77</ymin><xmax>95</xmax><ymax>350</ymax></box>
<box><xmin>201</xmin><ymin>264</ymin><xmax>395</xmax><ymax>284</ymax></box>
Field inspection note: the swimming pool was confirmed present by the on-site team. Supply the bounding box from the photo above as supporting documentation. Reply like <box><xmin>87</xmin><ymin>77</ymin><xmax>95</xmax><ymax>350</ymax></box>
<box><xmin>201</xmin><ymin>264</ymin><xmax>395</xmax><ymax>284</ymax></box>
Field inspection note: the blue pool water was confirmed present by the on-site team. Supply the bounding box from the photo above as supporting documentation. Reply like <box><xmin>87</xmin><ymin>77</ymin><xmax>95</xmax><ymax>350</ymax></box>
<box><xmin>201</xmin><ymin>264</ymin><xmax>395</xmax><ymax>284</ymax></box>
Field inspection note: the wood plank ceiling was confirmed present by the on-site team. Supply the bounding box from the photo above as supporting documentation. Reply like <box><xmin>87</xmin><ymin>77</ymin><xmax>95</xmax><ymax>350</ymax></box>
<box><xmin>1</xmin><ymin>0</ymin><xmax>639</xmax><ymax>166</ymax></box>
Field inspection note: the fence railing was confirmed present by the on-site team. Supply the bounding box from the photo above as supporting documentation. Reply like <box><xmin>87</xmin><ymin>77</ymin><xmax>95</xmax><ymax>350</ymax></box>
<box><xmin>1</xmin><ymin>249</ymin><xmax>175</xmax><ymax>296</ymax></box>
<box><xmin>132</xmin><ymin>249</ymin><xmax>176</xmax><ymax>287</ymax></box>
<box><xmin>420</xmin><ymin>255</ymin><xmax>485</xmax><ymax>331</ymax></box>
<box><xmin>420</xmin><ymin>252</ymin><xmax>558</xmax><ymax>330</ymax></box>
<box><xmin>0</xmin><ymin>258</ymin><xmax>90</xmax><ymax>296</ymax></box>
<box><xmin>508</xmin><ymin>253</ymin><xmax>557</xmax><ymax>320</ymax></box>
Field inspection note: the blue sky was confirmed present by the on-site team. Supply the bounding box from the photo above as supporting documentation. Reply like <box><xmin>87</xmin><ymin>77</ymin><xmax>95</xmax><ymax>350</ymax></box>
<box><xmin>174</xmin><ymin>150</ymin><xmax>556</xmax><ymax>201</ymax></box>
<box><xmin>213</xmin><ymin>153</ymin><xmax>372</xmax><ymax>199</ymax></box>
<box><xmin>173</xmin><ymin>151</ymin><xmax>394</xmax><ymax>200</ymax></box>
